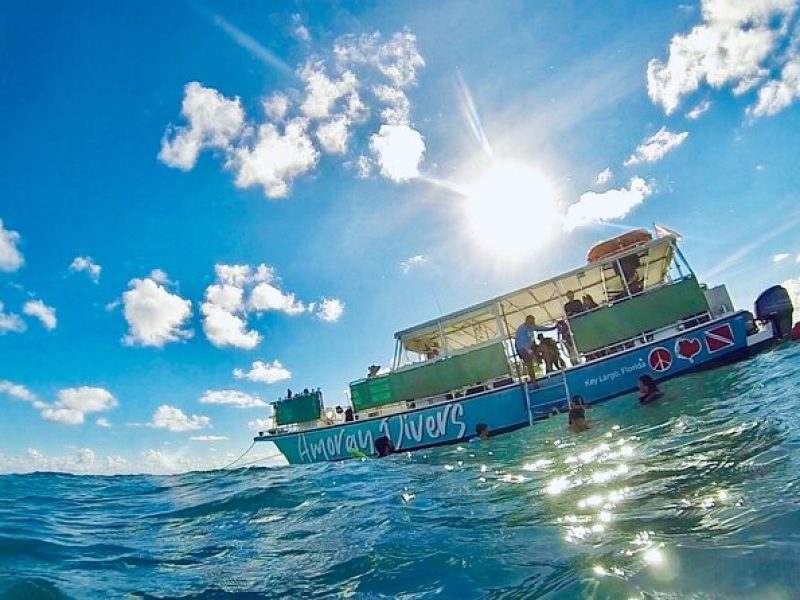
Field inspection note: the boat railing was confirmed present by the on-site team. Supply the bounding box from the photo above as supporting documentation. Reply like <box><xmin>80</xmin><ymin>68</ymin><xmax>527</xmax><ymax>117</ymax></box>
<box><xmin>579</xmin><ymin>310</ymin><xmax>712</xmax><ymax>362</ymax></box>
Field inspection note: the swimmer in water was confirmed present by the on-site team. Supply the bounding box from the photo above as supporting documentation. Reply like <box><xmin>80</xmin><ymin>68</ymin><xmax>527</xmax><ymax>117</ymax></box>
<box><xmin>374</xmin><ymin>435</ymin><xmax>395</xmax><ymax>457</ymax></box>
<box><xmin>638</xmin><ymin>375</ymin><xmax>663</xmax><ymax>405</ymax></box>
<box><xmin>568</xmin><ymin>395</ymin><xmax>591</xmax><ymax>433</ymax></box>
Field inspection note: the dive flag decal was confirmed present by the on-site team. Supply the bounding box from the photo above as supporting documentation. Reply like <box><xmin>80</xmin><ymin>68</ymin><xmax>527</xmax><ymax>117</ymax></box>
<box><xmin>704</xmin><ymin>323</ymin><xmax>734</xmax><ymax>353</ymax></box>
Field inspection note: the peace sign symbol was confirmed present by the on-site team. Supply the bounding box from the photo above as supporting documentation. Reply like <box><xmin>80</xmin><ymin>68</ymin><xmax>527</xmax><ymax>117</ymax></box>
<box><xmin>648</xmin><ymin>347</ymin><xmax>672</xmax><ymax>372</ymax></box>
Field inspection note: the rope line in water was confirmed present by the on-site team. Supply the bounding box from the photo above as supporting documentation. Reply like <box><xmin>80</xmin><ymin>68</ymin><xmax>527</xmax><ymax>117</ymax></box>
<box><xmin>221</xmin><ymin>441</ymin><xmax>257</xmax><ymax>470</ymax></box>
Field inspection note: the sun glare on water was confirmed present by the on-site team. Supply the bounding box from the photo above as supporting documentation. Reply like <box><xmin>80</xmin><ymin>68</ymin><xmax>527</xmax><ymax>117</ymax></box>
<box><xmin>463</xmin><ymin>163</ymin><xmax>561</xmax><ymax>256</ymax></box>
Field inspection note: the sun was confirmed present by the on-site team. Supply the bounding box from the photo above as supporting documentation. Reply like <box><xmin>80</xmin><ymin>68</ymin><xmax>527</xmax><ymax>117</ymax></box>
<box><xmin>463</xmin><ymin>162</ymin><xmax>561</xmax><ymax>256</ymax></box>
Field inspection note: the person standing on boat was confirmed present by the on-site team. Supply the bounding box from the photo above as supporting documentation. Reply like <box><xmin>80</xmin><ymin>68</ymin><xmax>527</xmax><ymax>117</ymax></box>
<box><xmin>515</xmin><ymin>315</ymin><xmax>543</xmax><ymax>384</ymax></box>
<box><xmin>563</xmin><ymin>291</ymin><xmax>584</xmax><ymax>316</ymax></box>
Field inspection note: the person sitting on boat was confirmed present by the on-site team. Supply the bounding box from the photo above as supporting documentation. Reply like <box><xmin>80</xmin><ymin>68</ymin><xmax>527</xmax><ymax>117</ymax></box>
<box><xmin>582</xmin><ymin>294</ymin><xmax>599</xmax><ymax>310</ymax></box>
<box><xmin>568</xmin><ymin>395</ymin><xmax>590</xmax><ymax>432</ymax></box>
<box><xmin>515</xmin><ymin>315</ymin><xmax>542</xmax><ymax>384</ymax></box>
<box><xmin>536</xmin><ymin>333</ymin><xmax>566</xmax><ymax>373</ymax></box>
<box><xmin>344</xmin><ymin>407</ymin><xmax>355</xmax><ymax>422</ymax></box>
<box><xmin>615</xmin><ymin>254</ymin><xmax>643</xmax><ymax>295</ymax></box>
<box><xmin>368</xmin><ymin>364</ymin><xmax>381</xmax><ymax>378</ymax></box>
<box><xmin>423</xmin><ymin>343</ymin><xmax>440</xmax><ymax>360</ymax></box>
<box><xmin>638</xmin><ymin>375</ymin><xmax>662</xmax><ymax>404</ymax></box>
<box><xmin>563</xmin><ymin>291</ymin><xmax>584</xmax><ymax>317</ymax></box>
<box><xmin>375</xmin><ymin>435</ymin><xmax>395</xmax><ymax>457</ymax></box>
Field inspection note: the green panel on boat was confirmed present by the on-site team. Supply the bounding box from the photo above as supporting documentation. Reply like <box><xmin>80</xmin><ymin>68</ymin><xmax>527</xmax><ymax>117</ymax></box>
<box><xmin>273</xmin><ymin>391</ymin><xmax>322</xmax><ymax>426</ymax></box>
<box><xmin>350</xmin><ymin>343</ymin><xmax>510</xmax><ymax>412</ymax></box>
<box><xmin>570</xmin><ymin>276</ymin><xmax>709</xmax><ymax>353</ymax></box>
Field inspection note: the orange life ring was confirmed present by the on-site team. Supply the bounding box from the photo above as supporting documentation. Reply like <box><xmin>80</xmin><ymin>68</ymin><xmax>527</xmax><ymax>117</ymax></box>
<box><xmin>586</xmin><ymin>229</ymin><xmax>652</xmax><ymax>263</ymax></box>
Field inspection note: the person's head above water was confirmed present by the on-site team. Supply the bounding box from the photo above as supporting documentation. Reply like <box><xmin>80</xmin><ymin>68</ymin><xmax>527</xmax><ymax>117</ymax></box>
<box><xmin>374</xmin><ymin>436</ymin><xmax>395</xmax><ymax>457</ymax></box>
<box><xmin>638</xmin><ymin>374</ymin><xmax>658</xmax><ymax>394</ymax></box>
<box><xmin>475</xmin><ymin>423</ymin><xmax>490</xmax><ymax>440</ymax></box>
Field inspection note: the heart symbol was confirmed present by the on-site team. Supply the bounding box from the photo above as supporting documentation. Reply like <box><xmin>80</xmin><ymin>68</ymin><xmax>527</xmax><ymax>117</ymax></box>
<box><xmin>676</xmin><ymin>338</ymin><xmax>701</xmax><ymax>362</ymax></box>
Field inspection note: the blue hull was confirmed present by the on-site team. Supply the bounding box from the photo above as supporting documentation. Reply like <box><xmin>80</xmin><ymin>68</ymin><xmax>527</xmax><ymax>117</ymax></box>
<box><xmin>263</xmin><ymin>312</ymin><xmax>755</xmax><ymax>464</ymax></box>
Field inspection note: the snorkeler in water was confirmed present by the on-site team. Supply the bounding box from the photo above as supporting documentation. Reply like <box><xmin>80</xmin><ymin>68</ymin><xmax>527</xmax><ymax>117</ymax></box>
<box><xmin>374</xmin><ymin>435</ymin><xmax>395</xmax><ymax>457</ymax></box>
<box><xmin>568</xmin><ymin>395</ymin><xmax>591</xmax><ymax>433</ymax></box>
<box><xmin>638</xmin><ymin>375</ymin><xmax>663</xmax><ymax>405</ymax></box>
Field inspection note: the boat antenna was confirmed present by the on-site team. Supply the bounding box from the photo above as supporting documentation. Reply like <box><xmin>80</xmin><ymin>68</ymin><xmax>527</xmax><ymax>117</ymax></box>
<box><xmin>432</xmin><ymin>286</ymin><xmax>448</xmax><ymax>355</ymax></box>
<box><xmin>432</xmin><ymin>285</ymin><xmax>444</xmax><ymax>317</ymax></box>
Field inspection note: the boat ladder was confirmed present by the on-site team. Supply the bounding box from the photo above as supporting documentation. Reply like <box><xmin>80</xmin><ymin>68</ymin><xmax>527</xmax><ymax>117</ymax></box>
<box><xmin>526</xmin><ymin>371</ymin><xmax>571</xmax><ymax>422</ymax></box>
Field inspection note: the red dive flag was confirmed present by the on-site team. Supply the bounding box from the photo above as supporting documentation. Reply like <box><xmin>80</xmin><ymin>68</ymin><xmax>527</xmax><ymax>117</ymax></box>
<box><xmin>654</xmin><ymin>223</ymin><xmax>682</xmax><ymax>240</ymax></box>
<box><xmin>704</xmin><ymin>323</ymin><xmax>735</xmax><ymax>353</ymax></box>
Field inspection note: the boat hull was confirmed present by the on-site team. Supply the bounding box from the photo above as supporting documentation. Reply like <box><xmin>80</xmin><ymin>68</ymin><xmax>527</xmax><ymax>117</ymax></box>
<box><xmin>266</xmin><ymin>384</ymin><xmax>530</xmax><ymax>464</ymax></box>
<box><xmin>564</xmin><ymin>311</ymin><xmax>750</xmax><ymax>405</ymax></box>
<box><xmin>261</xmin><ymin>311</ymin><xmax>763</xmax><ymax>464</ymax></box>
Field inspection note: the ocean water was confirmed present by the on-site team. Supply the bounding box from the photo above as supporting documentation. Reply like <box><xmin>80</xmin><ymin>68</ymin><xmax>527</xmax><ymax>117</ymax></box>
<box><xmin>2</xmin><ymin>344</ymin><xmax>799</xmax><ymax>599</ymax></box>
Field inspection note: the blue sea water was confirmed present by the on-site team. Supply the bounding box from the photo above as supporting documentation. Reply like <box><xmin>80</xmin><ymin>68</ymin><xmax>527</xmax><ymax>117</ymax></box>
<box><xmin>1</xmin><ymin>344</ymin><xmax>799</xmax><ymax>599</ymax></box>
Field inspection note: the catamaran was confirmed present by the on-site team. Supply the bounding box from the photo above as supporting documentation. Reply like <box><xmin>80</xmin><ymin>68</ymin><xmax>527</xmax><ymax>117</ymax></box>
<box><xmin>253</xmin><ymin>228</ymin><xmax>795</xmax><ymax>464</ymax></box>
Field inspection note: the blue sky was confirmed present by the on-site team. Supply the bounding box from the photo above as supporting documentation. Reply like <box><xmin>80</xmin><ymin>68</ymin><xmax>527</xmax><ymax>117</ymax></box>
<box><xmin>2</xmin><ymin>0</ymin><xmax>799</xmax><ymax>473</ymax></box>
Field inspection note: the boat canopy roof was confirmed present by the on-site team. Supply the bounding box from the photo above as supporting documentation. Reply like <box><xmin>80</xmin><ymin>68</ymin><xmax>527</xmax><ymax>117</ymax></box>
<box><xmin>396</xmin><ymin>235</ymin><xmax>677</xmax><ymax>355</ymax></box>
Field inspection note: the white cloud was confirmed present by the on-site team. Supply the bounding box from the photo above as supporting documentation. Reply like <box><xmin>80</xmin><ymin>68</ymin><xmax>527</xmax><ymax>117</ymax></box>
<box><xmin>216</xmin><ymin>264</ymin><xmax>255</xmax><ymax>287</ymax></box>
<box><xmin>23</xmin><ymin>300</ymin><xmax>56</xmax><ymax>331</ymax></box>
<box><xmin>0</xmin><ymin>219</ymin><xmax>23</xmax><ymax>272</ymax></box>
<box><xmin>373</xmin><ymin>84</ymin><xmax>411</xmax><ymax>124</ymax></box>
<box><xmin>370</xmin><ymin>124</ymin><xmax>425</xmax><ymax>182</ymax></box>
<box><xmin>647</xmin><ymin>0</ymin><xmax>798</xmax><ymax>114</ymax></box>
<box><xmin>317</xmin><ymin>297</ymin><xmax>344</xmax><ymax>322</ymax></box>
<box><xmin>149</xmin><ymin>404</ymin><xmax>211</xmax><ymax>432</ymax></box>
<box><xmin>250</xmin><ymin>282</ymin><xmax>306</xmax><ymax>315</ymax></box>
<box><xmin>41</xmin><ymin>387</ymin><xmax>117</xmax><ymax>426</ymax></box>
<box><xmin>158</xmin><ymin>82</ymin><xmax>245</xmax><ymax>170</ymax></box>
<box><xmin>594</xmin><ymin>167</ymin><xmax>613</xmax><ymax>186</ymax></box>
<box><xmin>191</xmin><ymin>435</ymin><xmax>229</xmax><ymax>442</ymax></box>
<box><xmin>263</xmin><ymin>93</ymin><xmax>291</xmax><ymax>121</ymax></box>
<box><xmin>748</xmin><ymin>53</ymin><xmax>800</xmax><ymax>117</ymax></box>
<box><xmin>334</xmin><ymin>30</ymin><xmax>425</xmax><ymax>88</ymax></box>
<box><xmin>774</xmin><ymin>253</ymin><xmax>790</xmax><ymax>262</ymax></box>
<box><xmin>299</xmin><ymin>63</ymin><xmax>358</xmax><ymax>120</ymax></box>
<box><xmin>200</xmin><ymin>389</ymin><xmax>267</xmax><ymax>408</ymax></box>
<box><xmin>205</xmin><ymin>283</ymin><xmax>244</xmax><ymax>312</ymax></box>
<box><xmin>26</xmin><ymin>448</ymin><xmax>44</xmax><ymax>461</ymax></box>
<box><xmin>75</xmin><ymin>447</ymin><xmax>95</xmax><ymax>465</ymax></box>
<box><xmin>149</xmin><ymin>268</ymin><xmax>170</xmax><ymax>284</ymax></box>
<box><xmin>69</xmin><ymin>256</ymin><xmax>101</xmax><ymax>282</ymax></box>
<box><xmin>624</xmin><ymin>127</ymin><xmax>689</xmax><ymax>166</ymax></box>
<box><xmin>564</xmin><ymin>177</ymin><xmax>654</xmax><ymax>232</ymax></box>
<box><xmin>797</xmin><ymin>253</ymin><xmax>800</xmax><ymax>263</ymax></box>
<box><xmin>0</xmin><ymin>380</ymin><xmax>37</xmax><ymax>402</ymax></box>
<box><xmin>353</xmin><ymin>155</ymin><xmax>373</xmax><ymax>178</ymax></box>
<box><xmin>0</xmin><ymin>302</ymin><xmax>26</xmax><ymax>335</ymax></box>
<box><xmin>315</xmin><ymin>116</ymin><xmax>351</xmax><ymax>154</ymax></box>
<box><xmin>400</xmin><ymin>255</ymin><xmax>428</xmax><ymax>274</ymax></box>
<box><xmin>229</xmin><ymin>117</ymin><xmax>319</xmax><ymax>198</ymax></box>
<box><xmin>200</xmin><ymin>263</ymin><xmax>320</xmax><ymax>349</ymax></box>
<box><xmin>160</xmin><ymin>29</ymin><xmax>427</xmax><ymax>197</ymax></box>
<box><xmin>686</xmin><ymin>99</ymin><xmax>712</xmax><ymax>119</ymax></box>
<box><xmin>122</xmin><ymin>275</ymin><xmax>192</xmax><ymax>347</ymax></box>
<box><xmin>248</xmin><ymin>418</ymin><xmax>272</xmax><ymax>432</ymax></box>
<box><xmin>756</xmin><ymin>164</ymin><xmax>767</xmax><ymax>171</ymax></box>
<box><xmin>200</xmin><ymin>302</ymin><xmax>261</xmax><ymax>349</ymax></box>
<box><xmin>291</xmin><ymin>14</ymin><xmax>311</xmax><ymax>43</ymax></box>
<box><xmin>96</xmin><ymin>417</ymin><xmax>111</xmax><ymax>428</ymax></box>
<box><xmin>200</xmin><ymin>266</ymin><xmax>261</xmax><ymax>349</ymax></box>
<box><xmin>233</xmin><ymin>360</ymin><xmax>292</xmax><ymax>384</ymax></box>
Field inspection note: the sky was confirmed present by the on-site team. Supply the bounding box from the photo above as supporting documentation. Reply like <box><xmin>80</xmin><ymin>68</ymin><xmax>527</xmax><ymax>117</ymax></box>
<box><xmin>2</xmin><ymin>0</ymin><xmax>800</xmax><ymax>474</ymax></box>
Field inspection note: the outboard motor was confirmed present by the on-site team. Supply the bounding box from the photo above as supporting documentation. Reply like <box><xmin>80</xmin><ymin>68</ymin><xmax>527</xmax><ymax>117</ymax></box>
<box><xmin>754</xmin><ymin>285</ymin><xmax>794</xmax><ymax>339</ymax></box>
